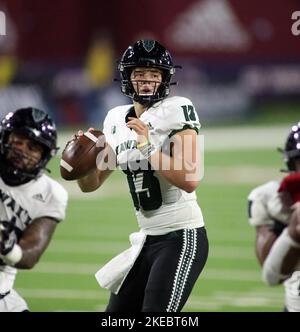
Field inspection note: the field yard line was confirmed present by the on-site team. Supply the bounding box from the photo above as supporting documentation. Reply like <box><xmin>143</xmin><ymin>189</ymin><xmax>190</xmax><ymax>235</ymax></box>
<box><xmin>202</xmin><ymin>166</ymin><xmax>279</xmax><ymax>184</ymax></box>
<box><xmin>48</xmin><ymin>241</ymin><xmax>254</xmax><ymax>259</ymax></box>
<box><xmin>201</xmin><ymin>268</ymin><xmax>260</xmax><ymax>281</ymax></box>
<box><xmin>53</xmin><ymin>225</ymin><xmax>254</xmax><ymax>241</ymax></box>
<box><xmin>32</xmin><ymin>262</ymin><xmax>101</xmax><ymax>274</ymax></box>
<box><xmin>57</xmin><ymin>166</ymin><xmax>280</xmax><ymax>198</ymax></box>
<box><xmin>214</xmin><ymin>290</ymin><xmax>283</xmax><ymax>299</ymax></box>
<box><xmin>57</xmin><ymin>179</ymin><xmax>129</xmax><ymax>199</ymax></box>
<box><xmin>48</xmin><ymin>240</ymin><xmax>129</xmax><ymax>254</ymax></box>
<box><xmin>17</xmin><ymin>288</ymin><xmax>103</xmax><ymax>300</ymax></box>
<box><xmin>51</xmin><ymin>234</ymin><xmax>254</xmax><ymax>244</ymax></box>
<box><xmin>186</xmin><ymin>292</ymin><xmax>284</xmax><ymax>310</ymax></box>
<box><xmin>208</xmin><ymin>229</ymin><xmax>255</xmax><ymax>238</ymax></box>
<box><xmin>54</xmin><ymin>227</ymin><xmax>255</xmax><ymax>241</ymax></box>
<box><xmin>58</xmin><ymin>126</ymin><xmax>288</xmax><ymax>152</ymax></box>
<box><xmin>18</xmin><ymin>288</ymin><xmax>282</xmax><ymax>301</ymax></box>
<box><xmin>209</xmin><ymin>247</ymin><xmax>254</xmax><ymax>259</ymax></box>
<box><xmin>187</xmin><ymin>288</ymin><xmax>284</xmax><ymax>308</ymax></box>
<box><xmin>16</xmin><ymin>288</ymin><xmax>283</xmax><ymax>311</ymax></box>
<box><xmin>201</xmin><ymin>125</ymin><xmax>288</xmax><ymax>151</ymax></box>
<box><xmin>26</xmin><ymin>262</ymin><xmax>261</xmax><ymax>282</ymax></box>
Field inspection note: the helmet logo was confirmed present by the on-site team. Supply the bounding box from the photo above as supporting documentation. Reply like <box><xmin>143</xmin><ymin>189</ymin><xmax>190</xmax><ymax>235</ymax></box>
<box><xmin>32</xmin><ymin>108</ymin><xmax>46</xmax><ymax>122</ymax></box>
<box><xmin>142</xmin><ymin>40</ymin><xmax>155</xmax><ymax>52</ymax></box>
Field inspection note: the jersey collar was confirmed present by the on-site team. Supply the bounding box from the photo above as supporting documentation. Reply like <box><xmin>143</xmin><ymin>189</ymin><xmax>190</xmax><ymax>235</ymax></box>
<box><xmin>125</xmin><ymin>106</ymin><xmax>136</xmax><ymax>124</ymax></box>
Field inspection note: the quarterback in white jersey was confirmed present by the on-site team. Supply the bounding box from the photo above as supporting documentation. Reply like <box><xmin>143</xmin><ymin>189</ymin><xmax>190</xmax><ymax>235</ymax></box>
<box><xmin>102</xmin><ymin>95</ymin><xmax>204</xmax><ymax>234</ymax></box>
<box><xmin>0</xmin><ymin>108</ymin><xmax>68</xmax><ymax>312</ymax></box>
<box><xmin>76</xmin><ymin>40</ymin><xmax>208</xmax><ymax>312</ymax></box>
<box><xmin>248</xmin><ymin>123</ymin><xmax>300</xmax><ymax>312</ymax></box>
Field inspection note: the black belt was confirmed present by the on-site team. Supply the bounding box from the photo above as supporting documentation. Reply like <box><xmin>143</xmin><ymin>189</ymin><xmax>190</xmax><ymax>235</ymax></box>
<box><xmin>0</xmin><ymin>291</ymin><xmax>10</xmax><ymax>299</ymax></box>
<box><xmin>145</xmin><ymin>230</ymin><xmax>183</xmax><ymax>244</ymax></box>
<box><xmin>145</xmin><ymin>227</ymin><xmax>205</xmax><ymax>245</ymax></box>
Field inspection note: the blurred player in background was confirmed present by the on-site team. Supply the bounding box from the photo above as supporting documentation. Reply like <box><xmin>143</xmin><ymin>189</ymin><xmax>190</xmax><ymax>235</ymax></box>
<box><xmin>76</xmin><ymin>40</ymin><xmax>208</xmax><ymax>312</ymax></box>
<box><xmin>0</xmin><ymin>108</ymin><xmax>68</xmax><ymax>312</ymax></box>
<box><xmin>248</xmin><ymin>122</ymin><xmax>300</xmax><ymax>312</ymax></box>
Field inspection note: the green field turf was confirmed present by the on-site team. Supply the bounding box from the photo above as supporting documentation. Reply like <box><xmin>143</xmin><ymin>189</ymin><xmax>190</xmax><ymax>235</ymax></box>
<box><xmin>14</xmin><ymin>128</ymin><xmax>287</xmax><ymax>312</ymax></box>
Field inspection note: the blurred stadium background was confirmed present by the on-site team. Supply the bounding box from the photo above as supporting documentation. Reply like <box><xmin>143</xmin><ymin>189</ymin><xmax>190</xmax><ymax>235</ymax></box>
<box><xmin>0</xmin><ymin>0</ymin><xmax>299</xmax><ymax>311</ymax></box>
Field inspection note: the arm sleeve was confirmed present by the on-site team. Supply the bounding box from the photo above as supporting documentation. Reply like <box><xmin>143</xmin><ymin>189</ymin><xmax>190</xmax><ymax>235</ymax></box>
<box><xmin>248</xmin><ymin>188</ymin><xmax>272</xmax><ymax>227</ymax></box>
<box><xmin>248</xmin><ymin>182</ymin><xmax>289</xmax><ymax>227</ymax></box>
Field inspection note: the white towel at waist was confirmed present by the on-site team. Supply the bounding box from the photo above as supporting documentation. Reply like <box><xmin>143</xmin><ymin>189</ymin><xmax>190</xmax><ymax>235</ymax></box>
<box><xmin>95</xmin><ymin>230</ymin><xmax>146</xmax><ymax>294</ymax></box>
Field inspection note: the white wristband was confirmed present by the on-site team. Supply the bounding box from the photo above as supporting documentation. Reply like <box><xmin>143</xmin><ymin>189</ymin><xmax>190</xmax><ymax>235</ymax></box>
<box><xmin>262</xmin><ymin>228</ymin><xmax>300</xmax><ymax>286</ymax></box>
<box><xmin>1</xmin><ymin>244</ymin><xmax>23</xmax><ymax>266</ymax></box>
<box><xmin>286</xmin><ymin>229</ymin><xmax>300</xmax><ymax>249</ymax></box>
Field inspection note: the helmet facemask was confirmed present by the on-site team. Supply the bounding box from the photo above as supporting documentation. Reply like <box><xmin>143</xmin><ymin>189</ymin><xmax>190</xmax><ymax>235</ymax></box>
<box><xmin>118</xmin><ymin>40</ymin><xmax>177</xmax><ymax>106</ymax></box>
<box><xmin>284</xmin><ymin>151</ymin><xmax>300</xmax><ymax>172</ymax></box>
<box><xmin>129</xmin><ymin>67</ymin><xmax>171</xmax><ymax>105</ymax></box>
<box><xmin>0</xmin><ymin>130</ymin><xmax>50</xmax><ymax>186</ymax></box>
<box><xmin>280</xmin><ymin>123</ymin><xmax>300</xmax><ymax>172</ymax></box>
<box><xmin>0</xmin><ymin>108</ymin><xmax>58</xmax><ymax>186</ymax></box>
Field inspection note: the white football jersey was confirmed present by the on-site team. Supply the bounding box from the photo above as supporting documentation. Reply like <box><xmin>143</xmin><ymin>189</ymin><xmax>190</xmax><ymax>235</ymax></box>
<box><xmin>103</xmin><ymin>96</ymin><xmax>204</xmax><ymax>235</ymax></box>
<box><xmin>248</xmin><ymin>181</ymin><xmax>300</xmax><ymax>311</ymax></box>
<box><xmin>0</xmin><ymin>174</ymin><xmax>68</xmax><ymax>294</ymax></box>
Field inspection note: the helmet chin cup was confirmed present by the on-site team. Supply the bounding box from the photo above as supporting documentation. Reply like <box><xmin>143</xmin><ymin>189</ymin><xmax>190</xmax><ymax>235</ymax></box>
<box><xmin>133</xmin><ymin>93</ymin><xmax>156</xmax><ymax>106</ymax></box>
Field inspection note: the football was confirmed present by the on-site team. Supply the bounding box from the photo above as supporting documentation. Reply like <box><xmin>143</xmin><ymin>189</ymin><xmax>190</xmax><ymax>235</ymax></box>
<box><xmin>60</xmin><ymin>129</ymin><xmax>105</xmax><ymax>181</ymax></box>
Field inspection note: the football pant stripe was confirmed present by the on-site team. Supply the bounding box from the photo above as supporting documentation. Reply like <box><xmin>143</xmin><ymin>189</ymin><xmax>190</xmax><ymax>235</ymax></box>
<box><xmin>166</xmin><ymin>229</ymin><xmax>197</xmax><ymax>312</ymax></box>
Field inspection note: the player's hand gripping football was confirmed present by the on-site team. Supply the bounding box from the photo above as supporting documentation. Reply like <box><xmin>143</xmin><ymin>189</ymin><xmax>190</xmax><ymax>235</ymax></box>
<box><xmin>60</xmin><ymin>128</ymin><xmax>105</xmax><ymax>180</ymax></box>
<box><xmin>278</xmin><ymin>172</ymin><xmax>300</xmax><ymax>204</ymax></box>
<box><xmin>126</xmin><ymin>117</ymin><xmax>149</xmax><ymax>146</ymax></box>
<box><xmin>64</xmin><ymin>127</ymin><xmax>97</xmax><ymax>149</ymax></box>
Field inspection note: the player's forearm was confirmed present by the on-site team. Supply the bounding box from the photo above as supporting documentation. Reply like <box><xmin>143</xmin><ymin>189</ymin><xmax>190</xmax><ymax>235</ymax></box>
<box><xmin>15</xmin><ymin>245</ymin><xmax>41</xmax><ymax>269</ymax></box>
<box><xmin>16</xmin><ymin>218</ymin><xmax>57</xmax><ymax>269</ymax></box>
<box><xmin>255</xmin><ymin>225</ymin><xmax>277</xmax><ymax>266</ymax></box>
<box><xmin>262</xmin><ymin>228</ymin><xmax>300</xmax><ymax>285</ymax></box>
<box><xmin>149</xmin><ymin>150</ymin><xmax>200</xmax><ymax>193</ymax></box>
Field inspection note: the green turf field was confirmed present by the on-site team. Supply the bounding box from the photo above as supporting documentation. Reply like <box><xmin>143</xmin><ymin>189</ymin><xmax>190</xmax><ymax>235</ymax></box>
<box><xmin>14</xmin><ymin>126</ymin><xmax>288</xmax><ymax>312</ymax></box>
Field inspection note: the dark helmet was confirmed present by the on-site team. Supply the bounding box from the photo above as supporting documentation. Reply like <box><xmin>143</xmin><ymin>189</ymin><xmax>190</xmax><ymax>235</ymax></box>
<box><xmin>281</xmin><ymin>122</ymin><xmax>300</xmax><ymax>171</ymax></box>
<box><xmin>0</xmin><ymin>107</ymin><xmax>58</xmax><ymax>185</ymax></box>
<box><xmin>118</xmin><ymin>39</ymin><xmax>177</xmax><ymax>105</ymax></box>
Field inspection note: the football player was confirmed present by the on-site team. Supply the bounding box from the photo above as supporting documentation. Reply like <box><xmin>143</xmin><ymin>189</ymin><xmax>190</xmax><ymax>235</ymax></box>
<box><xmin>76</xmin><ymin>40</ymin><xmax>208</xmax><ymax>312</ymax></box>
<box><xmin>248</xmin><ymin>123</ymin><xmax>300</xmax><ymax>312</ymax></box>
<box><xmin>0</xmin><ymin>108</ymin><xmax>68</xmax><ymax>312</ymax></box>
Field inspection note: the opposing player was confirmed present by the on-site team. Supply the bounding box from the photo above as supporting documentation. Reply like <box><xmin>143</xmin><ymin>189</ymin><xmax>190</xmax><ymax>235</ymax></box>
<box><xmin>76</xmin><ymin>40</ymin><xmax>208</xmax><ymax>312</ymax></box>
<box><xmin>0</xmin><ymin>107</ymin><xmax>68</xmax><ymax>312</ymax></box>
<box><xmin>248</xmin><ymin>123</ymin><xmax>300</xmax><ymax>312</ymax></box>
